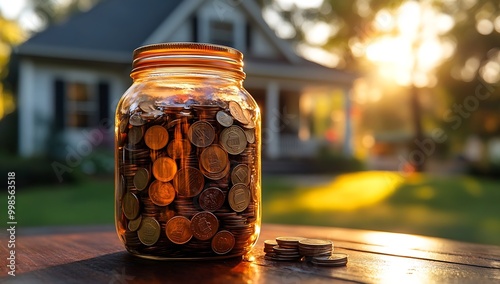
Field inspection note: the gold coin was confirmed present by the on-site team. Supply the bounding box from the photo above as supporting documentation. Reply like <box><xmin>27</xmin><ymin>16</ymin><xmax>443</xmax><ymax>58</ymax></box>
<box><xmin>211</xmin><ymin>230</ymin><xmax>235</xmax><ymax>255</ymax></box>
<box><xmin>148</xmin><ymin>180</ymin><xmax>176</xmax><ymax>206</ymax></box>
<box><xmin>122</xmin><ymin>192</ymin><xmax>140</xmax><ymax>220</ymax></box>
<box><xmin>133</xmin><ymin>167</ymin><xmax>150</xmax><ymax>191</ymax></box>
<box><xmin>220</xmin><ymin>125</ymin><xmax>247</xmax><ymax>155</ymax></box>
<box><xmin>231</xmin><ymin>164</ymin><xmax>250</xmax><ymax>185</ymax></box>
<box><xmin>166</xmin><ymin>216</ymin><xmax>192</xmax><ymax>244</ymax></box>
<box><xmin>187</xmin><ymin>121</ymin><xmax>215</xmax><ymax>147</ymax></box>
<box><xmin>152</xmin><ymin>157</ymin><xmax>177</xmax><ymax>182</ymax></box>
<box><xmin>200</xmin><ymin>145</ymin><xmax>228</xmax><ymax>174</ymax></box>
<box><xmin>190</xmin><ymin>211</ymin><xmax>219</xmax><ymax>241</ymax></box>
<box><xmin>137</xmin><ymin>217</ymin><xmax>160</xmax><ymax>246</ymax></box>
<box><xmin>128</xmin><ymin>126</ymin><xmax>143</xmax><ymax>145</ymax></box>
<box><xmin>228</xmin><ymin>101</ymin><xmax>249</xmax><ymax>124</ymax></box>
<box><xmin>128</xmin><ymin>215</ymin><xmax>142</xmax><ymax>232</ymax></box>
<box><xmin>228</xmin><ymin>184</ymin><xmax>251</xmax><ymax>212</ymax></box>
<box><xmin>216</xmin><ymin>111</ymin><xmax>233</xmax><ymax>127</ymax></box>
<box><xmin>173</xmin><ymin>167</ymin><xmax>204</xmax><ymax>197</ymax></box>
<box><xmin>144</xmin><ymin>125</ymin><xmax>169</xmax><ymax>150</ymax></box>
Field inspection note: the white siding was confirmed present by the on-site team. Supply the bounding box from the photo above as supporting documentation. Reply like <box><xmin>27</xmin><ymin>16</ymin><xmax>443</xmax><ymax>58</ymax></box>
<box><xmin>18</xmin><ymin>61</ymin><xmax>128</xmax><ymax>156</ymax></box>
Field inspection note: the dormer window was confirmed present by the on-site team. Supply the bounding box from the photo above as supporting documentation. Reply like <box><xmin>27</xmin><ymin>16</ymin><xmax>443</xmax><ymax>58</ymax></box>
<box><xmin>197</xmin><ymin>9</ymin><xmax>246</xmax><ymax>52</ymax></box>
<box><xmin>209</xmin><ymin>20</ymin><xmax>234</xmax><ymax>47</ymax></box>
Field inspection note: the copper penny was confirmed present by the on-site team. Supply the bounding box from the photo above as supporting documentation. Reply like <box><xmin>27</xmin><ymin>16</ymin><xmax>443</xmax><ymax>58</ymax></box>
<box><xmin>187</xmin><ymin>121</ymin><xmax>215</xmax><ymax>147</ymax></box>
<box><xmin>190</xmin><ymin>211</ymin><xmax>219</xmax><ymax>241</ymax></box>
<box><xmin>144</xmin><ymin>125</ymin><xmax>169</xmax><ymax>150</ymax></box>
<box><xmin>200</xmin><ymin>145</ymin><xmax>228</xmax><ymax>174</ymax></box>
<box><xmin>152</xmin><ymin>157</ymin><xmax>177</xmax><ymax>182</ymax></box>
<box><xmin>228</xmin><ymin>184</ymin><xmax>251</xmax><ymax>212</ymax></box>
<box><xmin>173</xmin><ymin>167</ymin><xmax>205</xmax><ymax>197</ymax></box>
<box><xmin>211</xmin><ymin>230</ymin><xmax>235</xmax><ymax>255</ymax></box>
<box><xmin>148</xmin><ymin>180</ymin><xmax>176</xmax><ymax>206</ymax></box>
<box><xmin>198</xmin><ymin>187</ymin><xmax>225</xmax><ymax>212</ymax></box>
<box><xmin>220</xmin><ymin>125</ymin><xmax>247</xmax><ymax>155</ymax></box>
<box><xmin>231</xmin><ymin>164</ymin><xmax>250</xmax><ymax>185</ymax></box>
<box><xmin>228</xmin><ymin>101</ymin><xmax>249</xmax><ymax>124</ymax></box>
<box><xmin>166</xmin><ymin>216</ymin><xmax>193</xmax><ymax>244</ymax></box>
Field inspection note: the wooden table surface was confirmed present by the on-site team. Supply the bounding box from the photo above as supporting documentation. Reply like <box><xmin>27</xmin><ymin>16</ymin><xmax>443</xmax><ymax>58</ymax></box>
<box><xmin>1</xmin><ymin>223</ymin><xmax>500</xmax><ymax>283</ymax></box>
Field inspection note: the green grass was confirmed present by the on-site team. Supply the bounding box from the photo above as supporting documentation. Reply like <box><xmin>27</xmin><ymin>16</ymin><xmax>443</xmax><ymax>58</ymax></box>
<box><xmin>8</xmin><ymin>178</ymin><xmax>115</xmax><ymax>226</ymax></box>
<box><xmin>3</xmin><ymin>172</ymin><xmax>500</xmax><ymax>246</ymax></box>
<box><xmin>262</xmin><ymin>172</ymin><xmax>500</xmax><ymax>246</ymax></box>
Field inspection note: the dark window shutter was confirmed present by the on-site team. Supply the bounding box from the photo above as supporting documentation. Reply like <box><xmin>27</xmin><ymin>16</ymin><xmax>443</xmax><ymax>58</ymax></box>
<box><xmin>98</xmin><ymin>81</ymin><xmax>110</xmax><ymax>124</ymax></box>
<box><xmin>192</xmin><ymin>16</ymin><xmax>198</xmax><ymax>42</ymax></box>
<box><xmin>54</xmin><ymin>79</ymin><xmax>65</xmax><ymax>130</ymax></box>
<box><xmin>246</xmin><ymin>22</ymin><xmax>251</xmax><ymax>51</ymax></box>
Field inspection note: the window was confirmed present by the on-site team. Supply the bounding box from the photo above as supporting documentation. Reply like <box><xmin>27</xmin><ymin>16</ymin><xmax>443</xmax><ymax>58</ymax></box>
<box><xmin>66</xmin><ymin>82</ymin><xmax>97</xmax><ymax>128</ymax></box>
<box><xmin>54</xmin><ymin>79</ymin><xmax>110</xmax><ymax>130</ymax></box>
<box><xmin>209</xmin><ymin>20</ymin><xmax>235</xmax><ymax>47</ymax></box>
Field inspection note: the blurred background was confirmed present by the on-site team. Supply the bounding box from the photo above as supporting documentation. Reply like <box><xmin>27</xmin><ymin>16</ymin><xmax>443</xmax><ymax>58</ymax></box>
<box><xmin>1</xmin><ymin>0</ymin><xmax>499</xmax><ymax>246</ymax></box>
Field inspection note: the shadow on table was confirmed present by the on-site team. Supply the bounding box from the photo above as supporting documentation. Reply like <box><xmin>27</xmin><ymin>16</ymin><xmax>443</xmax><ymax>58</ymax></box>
<box><xmin>2</xmin><ymin>251</ymin><xmax>264</xmax><ymax>284</ymax></box>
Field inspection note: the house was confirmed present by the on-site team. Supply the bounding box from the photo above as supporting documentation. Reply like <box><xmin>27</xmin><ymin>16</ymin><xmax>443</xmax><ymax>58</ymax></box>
<box><xmin>15</xmin><ymin>0</ymin><xmax>357</xmax><ymax>160</ymax></box>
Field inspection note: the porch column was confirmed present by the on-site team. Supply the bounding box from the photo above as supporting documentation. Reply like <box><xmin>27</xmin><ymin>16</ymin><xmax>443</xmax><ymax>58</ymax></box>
<box><xmin>18</xmin><ymin>59</ymin><xmax>36</xmax><ymax>157</ymax></box>
<box><xmin>265</xmin><ymin>81</ymin><xmax>280</xmax><ymax>159</ymax></box>
<box><xmin>343</xmin><ymin>88</ymin><xmax>353</xmax><ymax>156</ymax></box>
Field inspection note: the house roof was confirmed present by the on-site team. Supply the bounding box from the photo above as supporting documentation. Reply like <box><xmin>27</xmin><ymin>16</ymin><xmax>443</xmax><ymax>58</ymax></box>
<box><xmin>16</xmin><ymin>0</ymin><xmax>182</xmax><ymax>62</ymax></box>
<box><xmin>16</xmin><ymin>0</ymin><xmax>357</xmax><ymax>85</ymax></box>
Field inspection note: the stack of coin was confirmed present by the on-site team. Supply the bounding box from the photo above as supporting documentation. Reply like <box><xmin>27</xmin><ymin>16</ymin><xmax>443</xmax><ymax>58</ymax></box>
<box><xmin>310</xmin><ymin>253</ymin><xmax>348</xmax><ymax>267</ymax></box>
<box><xmin>116</xmin><ymin>100</ymin><xmax>259</xmax><ymax>258</ymax></box>
<box><xmin>263</xmin><ymin>237</ymin><xmax>303</xmax><ymax>261</ymax></box>
<box><xmin>263</xmin><ymin>236</ymin><xmax>347</xmax><ymax>267</ymax></box>
<box><xmin>298</xmin><ymin>238</ymin><xmax>333</xmax><ymax>257</ymax></box>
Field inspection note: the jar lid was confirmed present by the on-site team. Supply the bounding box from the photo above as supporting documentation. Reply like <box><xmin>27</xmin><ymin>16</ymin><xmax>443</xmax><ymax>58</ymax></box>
<box><xmin>131</xmin><ymin>42</ymin><xmax>244</xmax><ymax>78</ymax></box>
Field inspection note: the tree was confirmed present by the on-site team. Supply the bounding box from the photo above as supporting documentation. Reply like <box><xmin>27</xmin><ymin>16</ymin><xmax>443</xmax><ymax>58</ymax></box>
<box><xmin>262</xmin><ymin>0</ymin><xmax>500</xmax><ymax>171</ymax></box>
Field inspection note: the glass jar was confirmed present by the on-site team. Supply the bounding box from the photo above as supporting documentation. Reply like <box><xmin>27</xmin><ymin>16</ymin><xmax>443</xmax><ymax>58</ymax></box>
<box><xmin>114</xmin><ymin>42</ymin><xmax>261</xmax><ymax>260</ymax></box>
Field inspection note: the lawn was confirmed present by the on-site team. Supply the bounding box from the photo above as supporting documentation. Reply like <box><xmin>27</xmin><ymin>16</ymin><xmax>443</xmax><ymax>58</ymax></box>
<box><xmin>4</xmin><ymin>171</ymin><xmax>500</xmax><ymax>246</ymax></box>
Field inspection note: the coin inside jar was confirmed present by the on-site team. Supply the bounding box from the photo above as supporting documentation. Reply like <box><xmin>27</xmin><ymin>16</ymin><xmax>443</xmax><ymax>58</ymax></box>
<box><xmin>220</xmin><ymin>125</ymin><xmax>247</xmax><ymax>155</ymax></box>
<box><xmin>228</xmin><ymin>101</ymin><xmax>249</xmax><ymax>124</ymax></box>
<box><xmin>173</xmin><ymin>167</ymin><xmax>205</xmax><ymax>197</ymax></box>
<box><xmin>144</xmin><ymin>125</ymin><xmax>169</xmax><ymax>150</ymax></box>
<box><xmin>133</xmin><ymin>168</ymin><xmax>150</xmax><ymax>191</ymax></box>
<box><xmin>216</xmin><ymin>111</ymin><xmax>233</xmax><ymax>127</ymax></box>
<box><xmin>187</xmin><ymin>121</ymin><xmax>215</xmax><ymax>147</ymax></box>
<box><xmin>228</xmin><ymin>184</ymin><xmax>251</xmax><ymax>212</ymax></box>
<box><xmin>231</xmin><ymin>164</ymin><xmax>250</xmax><ymax>185</ymax></box>
<box><xmin>128</xmin><ymin>126</ymin><xmax>144</xmax><ymax>145</ymax></box>
<box><xmin>148</xmin><ymin>180</ymin><xmax>176</xmax><ymax>206</ymax></box>
<box><xmin>166</xmin><ymin>216</ymin><xmax>193</xmax><ymax>244</ymax></box>
<box><xmin>198</xmin><ymin>187</ymin><xmax>225</xmax><ymax>212</ymax></box>
<box><xmin>122</xmin><ymin>192</ymin><xmax>140</xmax><ymax>220</ymax></box>
<box><xmin>137</xmin><ymin>217</ymin><xmax>161</xmax><ymax>246</ymax></box>
<box><xmin>152</xmin><ymin>157</ymin><xmax>177</xmax><ymax>182</ymax></box>
<box><xmin>200</xmin><ymin>145</ymin><xmax>229</xmax><ymax>174</ymax></box>
<box><xmin>211</xmin><ymin>230</ymin><xmax>235</xmax><ymax>255</ymax></box>
<box><xmin>190</xmin><ymin>211</ymin><xmax>219</xmax><ymax>241</ymax></box>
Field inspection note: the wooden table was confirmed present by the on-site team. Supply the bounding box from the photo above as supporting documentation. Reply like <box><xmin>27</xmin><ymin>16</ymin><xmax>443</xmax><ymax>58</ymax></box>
<box><xmin>1</xmin><ymin>223</ymin><xmax>500</xmax><ymax>283</ymax></box>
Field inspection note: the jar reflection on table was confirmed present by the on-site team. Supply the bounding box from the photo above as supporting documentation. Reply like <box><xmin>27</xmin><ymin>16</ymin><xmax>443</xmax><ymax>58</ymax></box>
<box><xmin>114</xmin><ymin>42</ymin><xmax>261</xmax><ymax>260</ymax></box>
